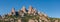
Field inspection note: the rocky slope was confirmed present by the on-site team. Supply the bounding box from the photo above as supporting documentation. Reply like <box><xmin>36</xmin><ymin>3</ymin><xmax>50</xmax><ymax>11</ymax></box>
<box><xmin>0</xmin><ymin>6</ymin><xmax>60</xmax><ymax>22</ymax></box>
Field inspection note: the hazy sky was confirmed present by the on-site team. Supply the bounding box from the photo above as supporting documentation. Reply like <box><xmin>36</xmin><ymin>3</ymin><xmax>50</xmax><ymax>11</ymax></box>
<box><xmin>0</xmin><ymin>0</ymin><xmax>60</xmax><ymax>18</ymax></box>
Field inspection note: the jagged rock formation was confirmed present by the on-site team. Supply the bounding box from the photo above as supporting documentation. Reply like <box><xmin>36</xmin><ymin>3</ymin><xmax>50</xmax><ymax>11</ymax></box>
<box><xmin>8</xmin><ymin>7</ymin><xmax>16</xmax><ymax>16</ymax></box>
<box><xmin>21</xmin><ymin>6</ymin><xmax>27</xmax><ymax>13</ymax></box>
<box><xmin>7</xmin><ymin>6</ymin><xmax>50</xmax><ymax>22</ymax></box>
<box><xmin>7</xmin><ymin>6</ymin><xmax>60</xmax><ymax>22</ymax></box>
<box><xmin>11</xmin><ymin>7</ymin><xmax>16</xmax><ymax>15</ymax></box>
<box><xmin>0</xmin><ymin>6</ymin><xmax>60</xmax><ymax>22</ymax></box>
<box><xmin>28</xmin><ymin>6</ymin><xmax>37</xmax><ymax>14</ymax></box>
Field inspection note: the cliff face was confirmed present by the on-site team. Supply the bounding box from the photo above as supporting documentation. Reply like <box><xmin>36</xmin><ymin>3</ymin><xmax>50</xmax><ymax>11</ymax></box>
<box><xmin>0</xmin><ymin>6</ymin><xmax>60</xmax><ymax>22</ymax></box>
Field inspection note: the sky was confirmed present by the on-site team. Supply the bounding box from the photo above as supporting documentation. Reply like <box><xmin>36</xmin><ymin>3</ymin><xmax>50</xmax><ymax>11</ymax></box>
<box><xmin>0</xmin><ymin>0</ymin><xmax>60</xmax><ymax>18</ymax></box>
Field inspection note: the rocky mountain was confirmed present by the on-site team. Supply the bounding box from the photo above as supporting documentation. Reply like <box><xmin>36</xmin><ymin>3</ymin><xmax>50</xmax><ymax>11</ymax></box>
<box><xmin>0</xmin><ymin>6</ymin><xmax>60</xmax><ymax>22</ymax></box>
